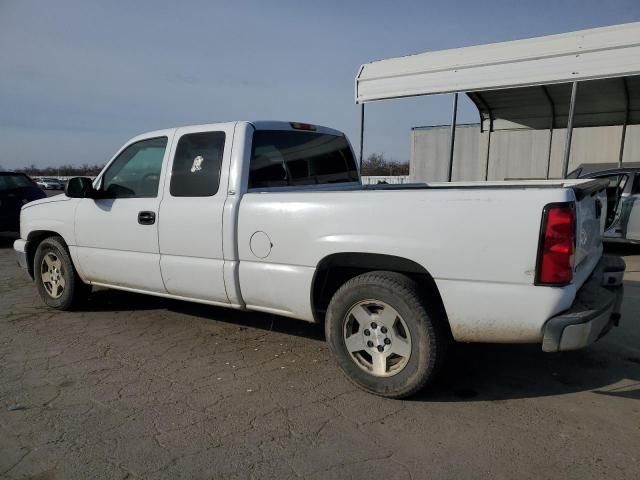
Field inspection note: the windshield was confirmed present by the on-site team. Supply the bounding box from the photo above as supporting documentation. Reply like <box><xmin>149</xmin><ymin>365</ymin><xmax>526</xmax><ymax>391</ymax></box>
<box><xmin>249</xmin><ymin>130</ymin><xmax>358</xmax><ymax>188</ymax></box>
<box><xmin>0</xmin><ymin>173</ymin><xmax>35</xmax><ymax>191</ymax></box>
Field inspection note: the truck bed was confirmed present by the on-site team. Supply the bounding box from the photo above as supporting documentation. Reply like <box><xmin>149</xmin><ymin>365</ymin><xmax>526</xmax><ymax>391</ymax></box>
<box><xmin>252</xmin><ymin>178</ymin><xmax>609</xmax><ymax>201</ymax></box>
<box><xmin>364</xmin><ymin>178</ymin><xmax>608</xmax><ymax>197</ymax></box>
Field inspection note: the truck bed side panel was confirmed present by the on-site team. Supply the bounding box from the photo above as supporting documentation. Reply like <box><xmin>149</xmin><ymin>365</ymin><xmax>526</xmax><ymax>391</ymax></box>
<box><xmin>237</xmin><ymin>187</ymin><xmax>582</xmax><ymax>342</ymax></box>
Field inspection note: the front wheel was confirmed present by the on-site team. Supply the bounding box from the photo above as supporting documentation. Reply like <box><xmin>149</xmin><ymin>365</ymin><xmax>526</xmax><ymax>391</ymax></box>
<box><xmin>34</xmin><ymin>236</ymin><xmax>91</xmax><ymax>310</ymax></box>
<box><xmin>325</xmin><ymin>271</ymin><xmax>447</xmax><ymax>398</ymax></box>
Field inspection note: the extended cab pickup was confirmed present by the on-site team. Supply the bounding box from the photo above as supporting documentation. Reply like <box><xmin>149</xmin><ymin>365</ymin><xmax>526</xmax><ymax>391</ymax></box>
<box><xmin>14</xmin><ymin>121</ymin><xmax>625</xmax><ymax>398</ymax></box>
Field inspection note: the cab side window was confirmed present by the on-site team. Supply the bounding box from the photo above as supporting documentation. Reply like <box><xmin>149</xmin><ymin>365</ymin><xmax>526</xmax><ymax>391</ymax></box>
<box><xmin>102</xmin><ymin>137</ymin><xmax>168</xmax><ymax>198</ymax></box>
<box><xmin>170</xmin><ymin>132</ymin><xmax>226</xmax><ymax>197</ymax></box>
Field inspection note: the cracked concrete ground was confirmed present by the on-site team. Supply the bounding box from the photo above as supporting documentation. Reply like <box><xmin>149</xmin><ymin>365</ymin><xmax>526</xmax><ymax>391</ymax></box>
<box><xmin>0</xmin><ymin>232</ymin><xmax>639</xmax><ymax>479</ymax></box>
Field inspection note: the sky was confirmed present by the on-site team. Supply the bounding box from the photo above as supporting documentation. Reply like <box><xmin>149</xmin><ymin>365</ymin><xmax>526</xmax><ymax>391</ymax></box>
<box><xmin>1</xmin><ymin>0</ymin><xmax>640</xmax><ymax>170</ymax></box>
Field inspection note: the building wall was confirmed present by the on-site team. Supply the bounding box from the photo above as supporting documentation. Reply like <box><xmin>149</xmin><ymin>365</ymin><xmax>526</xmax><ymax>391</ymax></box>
<box><xmin>410</xmin><ymin>124</ymin><xmax>640</xmax><ymax>182</ymax></box>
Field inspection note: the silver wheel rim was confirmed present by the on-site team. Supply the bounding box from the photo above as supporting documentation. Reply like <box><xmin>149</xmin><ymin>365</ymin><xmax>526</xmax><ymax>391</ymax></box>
<box><xmin>343</xmin><ymin>300</ymin><xmax>412</xmax><ymax>377</ymax></box>
<box><xmin>41</xmin><ymin>252</ymin><xmax>65</xmax><ymax>299</ymax></box>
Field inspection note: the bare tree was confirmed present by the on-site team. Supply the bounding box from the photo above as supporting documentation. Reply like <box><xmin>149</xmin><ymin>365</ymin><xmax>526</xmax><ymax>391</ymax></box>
<box><xmin>361</xmin><ymin>153</ymin><xmax>409</xmax><ymax>176</ymax></box>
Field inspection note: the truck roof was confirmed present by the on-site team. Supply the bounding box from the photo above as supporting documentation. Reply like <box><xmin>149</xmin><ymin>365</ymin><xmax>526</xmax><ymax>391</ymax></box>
<box><xmin>130</xmin><ymin>121</ymin><xmax>345</xmax><ymax>142</ymax></box>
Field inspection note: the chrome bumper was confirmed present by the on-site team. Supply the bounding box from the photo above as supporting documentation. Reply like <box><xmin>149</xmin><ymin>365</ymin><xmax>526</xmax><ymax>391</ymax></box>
<box><xmin>542</xmin><ymin>255</ymin><xmax>625</xmax><ymax>352</ymax></box>
<box><xmin>13</xmin><ymin>238</ymin><xmax>31</xmax><ymax>277</ymax></box>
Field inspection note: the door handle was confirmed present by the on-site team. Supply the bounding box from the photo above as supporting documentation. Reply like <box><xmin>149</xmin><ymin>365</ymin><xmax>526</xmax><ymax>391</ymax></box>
<box><xmin>138</xmin><ymin>211</ymin><xmax>156</xmax><ymax>225</ymax></box>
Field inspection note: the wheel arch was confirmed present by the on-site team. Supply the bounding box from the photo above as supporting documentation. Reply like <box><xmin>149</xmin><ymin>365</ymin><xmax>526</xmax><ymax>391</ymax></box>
<box><xmin>311</xmin><ymin>252</ymin><xmax>450</xmax><ymax>333</ymax></box>
<box><xmin>25</xmin><ymin>230</ymin><xmax>67</xmax><ymax>278</ymax></box>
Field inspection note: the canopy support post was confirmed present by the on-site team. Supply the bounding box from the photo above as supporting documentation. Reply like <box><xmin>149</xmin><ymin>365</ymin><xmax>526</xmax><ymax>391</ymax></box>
<box><xmin>618</xmin><ymin>77</ymin><xmax>629</xmax><ymax>167</ymax></box>
<box><xmin>484</xmin><ymin>130</ymin><xmax>492</xmax><ymax>181</ymax></box>
<box><xmin>542</xmin><ymin>86</ymin><xmax>555</xmax><ymax>179</ymax></box>
<box><xmin>562</xmin><ymin>82</ymin><xmax>578</xmax><ymax>179</ymax></box>
<box><xmin>546</xmin><ymin>130</ymin><xmax>554</xmax><ymax>179</ymax></box>
<box><xmin>448</xmin><ymin>92</ymin><xmax>458</xmax><ymax>181</ymax></box>
<box><xmin>469</xmin><ymin>92</ymin><xmax>493</xmax><ymax>181</ymax></box>
<box><xmin>359</xmin><ymin>103</ymin><xmax>365</xmax><ymax>172</ymax></box>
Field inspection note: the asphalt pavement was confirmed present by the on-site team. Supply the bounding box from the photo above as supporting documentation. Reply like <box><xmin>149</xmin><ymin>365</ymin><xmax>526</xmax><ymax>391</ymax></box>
<box><xmin>1</xmin><ymin>233</ymin><xmax>639</xmax><ymax>479</ymax></box>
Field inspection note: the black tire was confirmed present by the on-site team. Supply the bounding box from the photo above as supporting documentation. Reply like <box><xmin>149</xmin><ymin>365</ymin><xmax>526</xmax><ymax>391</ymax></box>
<box><xmin>325</xmin><ymin>271</ymin><xmax>447</xmax><ymax>399</ymax></box>
<box><xmin>33</xmin><ymin>236</ymin><xmax>91</xmax><ymax>310</ymax></box>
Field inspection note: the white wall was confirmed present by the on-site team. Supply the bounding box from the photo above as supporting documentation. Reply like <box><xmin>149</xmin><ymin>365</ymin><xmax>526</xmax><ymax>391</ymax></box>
<box><xmin>411</xmin><ymin>124</ymin><xmax>640</xmax><ymax>181</ymax></box>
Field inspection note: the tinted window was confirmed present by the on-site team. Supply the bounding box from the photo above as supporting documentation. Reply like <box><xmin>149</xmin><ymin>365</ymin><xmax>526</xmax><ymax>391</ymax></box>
<box><xmin>594</xmin><ymin>173</ymin><xmax>628</xmax><ymax>189</ymax></box>
<box><xmin>0</xmin><ymin>174</ymin><xmax>35</xmax><ymax>191</ymax></box>
<box><xmin>633</xmin><ymin>173</ymin><xmax>640</xmax><ymax>194</ymax></box>
<box><xmin>170</xmin><ymin>132</ymin><xmax>225</xmax><ymax>197</ymax></box>
<box><xmin>249</xmin><ymin>131</ymin><xmax>358</xmax><ymax>188</ymax></box>
<box><xmin>102</xmin><ymin>137</ymin><xmax>167</xmax><ymax>198</ymax></box>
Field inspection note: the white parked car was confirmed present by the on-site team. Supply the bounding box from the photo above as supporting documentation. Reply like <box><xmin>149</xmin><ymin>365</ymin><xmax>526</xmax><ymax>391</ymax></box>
<box><xmin>35</xmin><ymin>177</ymin><xmax>65</xmax><ymax>190</ymax></box>
<box><xmin>14</xmin><ymin>121</ymin><xmax>625</xmax><ymax>398</ymax></box>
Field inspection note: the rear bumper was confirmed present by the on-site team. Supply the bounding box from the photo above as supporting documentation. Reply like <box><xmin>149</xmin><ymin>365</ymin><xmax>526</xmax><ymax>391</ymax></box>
<box><xmin>542</xmin><ymin>255</ymin><xmax>625</xmax><ymax>352</ymax></box>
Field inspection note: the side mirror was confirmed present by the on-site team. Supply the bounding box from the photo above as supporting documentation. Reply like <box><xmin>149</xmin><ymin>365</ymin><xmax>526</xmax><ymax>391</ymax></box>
<box><xmin>65</xmin><ymin>177</ymin><xmax>94</xmax><ymax>198</ymax></box>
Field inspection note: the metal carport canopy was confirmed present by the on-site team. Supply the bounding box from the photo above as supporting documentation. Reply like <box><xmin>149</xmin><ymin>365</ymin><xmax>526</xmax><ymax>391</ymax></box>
<box><xmin>355</xmin><ymin>22</ymin><xmax>640</xmax><ymax>104</ymax></box>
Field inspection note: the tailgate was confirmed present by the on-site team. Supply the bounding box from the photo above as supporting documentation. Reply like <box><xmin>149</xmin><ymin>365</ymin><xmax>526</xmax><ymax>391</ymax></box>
<box><xmin>571</xmin><ymin>179</ymin><xmax>608</xmax><ymax>287</ymax></box>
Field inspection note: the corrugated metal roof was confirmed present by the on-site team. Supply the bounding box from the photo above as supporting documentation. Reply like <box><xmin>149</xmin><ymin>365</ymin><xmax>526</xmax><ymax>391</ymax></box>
<box><xmin>469</xmin><ymin>75</ymin><xmax>640</xmax><ymax>131</ymax></box>
<box><xmin>355</xmin><ymin>22</ymin><xmax>640</xmax><ymax>104</ymax></box>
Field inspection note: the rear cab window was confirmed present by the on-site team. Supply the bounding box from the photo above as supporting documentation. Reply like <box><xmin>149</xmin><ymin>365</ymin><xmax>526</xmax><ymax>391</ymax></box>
<box><xmin>248</xmin><ymin>130</ymin><xmax>358</xmax><ymax>189</ymax></box>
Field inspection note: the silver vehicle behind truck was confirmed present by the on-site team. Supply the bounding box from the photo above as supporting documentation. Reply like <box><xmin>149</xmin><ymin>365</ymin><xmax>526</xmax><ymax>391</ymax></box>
<box><xmin>569</xmin><ymin>163</ymin><xmax>640</xmax><ymax>244</ymax></box>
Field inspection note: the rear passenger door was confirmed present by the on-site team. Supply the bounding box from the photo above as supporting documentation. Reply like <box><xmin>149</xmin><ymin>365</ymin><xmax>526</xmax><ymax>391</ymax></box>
<box><xmin>158</xmin><ymin>124</ymin><xmax>235</xmax><ymax>304</ymax></box>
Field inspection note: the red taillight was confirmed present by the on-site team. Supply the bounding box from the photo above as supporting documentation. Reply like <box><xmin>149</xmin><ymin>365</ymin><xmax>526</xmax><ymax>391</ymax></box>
<box><xmin>536</xmin><ymin>204</ymin><xmax>576</xmax><ymax>285</ymax></box>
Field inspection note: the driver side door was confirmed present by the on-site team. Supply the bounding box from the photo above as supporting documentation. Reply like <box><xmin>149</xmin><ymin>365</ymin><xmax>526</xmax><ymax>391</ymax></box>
<box><xmin>74</xmin><ymin>133</ymin><xmax>173</xmax><ymax>292</ymax></box>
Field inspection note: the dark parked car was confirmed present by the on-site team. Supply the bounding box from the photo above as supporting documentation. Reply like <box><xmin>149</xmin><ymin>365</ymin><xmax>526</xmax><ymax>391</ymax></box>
<box><xmin>568</xmin><ymin>162</ymin><xmax>640</xmax><ymax>244</ymax></box>
<box><xmin>0</xmin><ymin>172</ymin><xmax>47</xmax><ymax>232</ymax></box>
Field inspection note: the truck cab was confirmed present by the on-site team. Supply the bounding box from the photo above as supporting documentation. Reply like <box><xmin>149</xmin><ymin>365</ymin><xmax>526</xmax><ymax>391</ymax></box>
<box><xmin>15</xmin><ymin>121</ymin><xmax>359</xmax><ymax>307</ymax></box>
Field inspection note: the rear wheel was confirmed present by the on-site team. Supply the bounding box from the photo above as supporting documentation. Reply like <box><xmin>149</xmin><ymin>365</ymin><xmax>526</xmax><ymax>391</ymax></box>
<box><xmin>34</xmin><ymin>236</ymin><xmax>91</xmax><ymax>310</ymax></box>
<box><xmin>325</xmin><ymin>271</ymin><xmax>447</xmax><ymax>398</ymax></box>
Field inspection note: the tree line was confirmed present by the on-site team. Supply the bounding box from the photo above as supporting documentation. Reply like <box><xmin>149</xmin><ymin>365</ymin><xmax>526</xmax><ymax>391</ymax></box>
<box><xmin>6</xmin><ymin>153</ymin><xmax>409</xmax><ymax>178</ymax></box>
<box><xmin>13</xmin><ymin>164</ymin><xmax>105</xmax><ymax>177</ymax></box>
<box><xmin>360</xmin><ymin>153</ymin><xmax>409</xmax><ymax>176</ymax></box>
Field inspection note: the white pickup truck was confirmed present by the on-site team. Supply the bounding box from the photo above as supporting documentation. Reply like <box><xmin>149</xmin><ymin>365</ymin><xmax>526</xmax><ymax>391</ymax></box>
<box><xmin>14</xmin><ymin>121</ymin><xmax>625</xmax><ymax>398</ymax></box>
